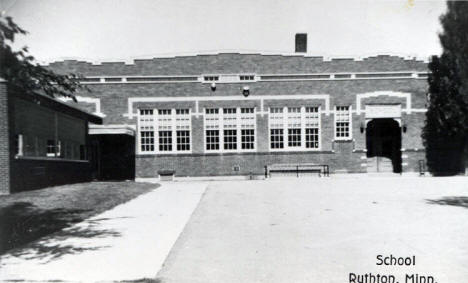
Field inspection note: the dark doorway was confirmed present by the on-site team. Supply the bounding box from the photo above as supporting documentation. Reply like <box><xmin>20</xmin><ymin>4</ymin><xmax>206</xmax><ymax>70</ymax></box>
<box><xmin>90</xmin><ymin>134</ymin><xmax>135</xmax><ymax>180</ymax></box>
<box><xmin>366</xmin><ymin>118</ymin><xmax>402</xmax><ymax>173</ymax></box>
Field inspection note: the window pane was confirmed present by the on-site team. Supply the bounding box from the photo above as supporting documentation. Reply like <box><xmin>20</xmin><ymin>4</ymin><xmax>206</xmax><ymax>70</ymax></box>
<box><xmin>288</xmin><ymin>129</ymin><xmax>301</xmax><ymax>147</ymax></box>
<box><xmin>206</xmin><ymin>130</ymin><xmax>220</xmax><ymax>150</ymax></box>
<box><xmin>176</xmin><ymin>130</ymin><xmax>190</xmax><ymax>151</ymax></box>
<box><xmin>270</xmin><ymin>129</ymin><xmax>284</xmax><ymax>149</ymax></box>
<box><xmin>241</xmin><ymin>129</ymin><xmax>255</xmax><ymax>149</ymax></box>
<box><xmin>223</xmin><ymin>129</ymin><xmax>237</xmax><ymax>150</ymax></box>
<box><xmin>158</xmin><ymin>131</ymin><xmax>172</xmax><ymax>151</ymax></box>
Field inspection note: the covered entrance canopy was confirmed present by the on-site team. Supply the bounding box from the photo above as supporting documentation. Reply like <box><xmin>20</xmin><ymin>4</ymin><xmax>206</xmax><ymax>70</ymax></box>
<box><xmin>89</xmin><ymin>124</ymin><xmax>136</xmax><ymax>180</ymax></box>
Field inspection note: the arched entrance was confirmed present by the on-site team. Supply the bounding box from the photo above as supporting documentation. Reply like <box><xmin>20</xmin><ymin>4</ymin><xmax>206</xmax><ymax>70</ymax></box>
<box><xmin>366</xmin><ymin>118</ymin><xmax>402</xmax><ymax>173</ymax></box>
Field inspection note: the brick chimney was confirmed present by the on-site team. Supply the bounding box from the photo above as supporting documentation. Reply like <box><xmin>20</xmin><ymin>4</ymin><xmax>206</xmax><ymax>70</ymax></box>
<box><xmin>295</xmin><ymin>33</ymin><xmax>307</xmax><ymax>53</ymax></box>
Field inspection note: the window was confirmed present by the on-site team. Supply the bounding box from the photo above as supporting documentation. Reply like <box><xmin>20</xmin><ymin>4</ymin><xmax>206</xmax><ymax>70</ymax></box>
<box><xmin>139</xmin><ymin>109</ymin><xmax>155</xmax><ymax>152</ymax></box>
<box><xmin>270</xmin><ymin>129</ymin><xmax>283</xmax><ymax>149</ymax></box>
<box><xmin>287</xmin><ymin>107</ymin><xmax>302</xmax><ymax>147</ymax></box>
<box><xmin>206</xmin><ymin>130</ymin><xmax>220</xmax><ymax>150</ymax></box>
<box><xmin>269</xmin><ymin>106</ymin><xmax>321</xmax><ymax>150</ymax></box>
<box><xmin>223</xmin><ymin>108</ymin><xmax>237</xmax><ymax>150</ymax></box>
<box><xmin>177</xmin><ymin>131</ymin><xmax>190</xmax><ymax>151</ymax></box>
<box><xmin>223</xmin><ymin>129</ymin><xmax>237</xmax><ymax>150</ymax></box>
<box><xmin>335</xmin><ymin>106</ymin><xmax>351</xmax><ymax>139</ymax></box>
<box><xmin>140</xmin><ymin>131</ymin><xmax>155</xmax><ymax>152</ymax></box>
<box><xmin>288</xmin><ymin>129</ymin><xmax>301</xmax><ymax>147</ymax></box>
<box><xmin>46</xmin><ymin>139</ymin><xmax>61</xmax><ymax>157</ymax></box>
<box><xmin>138</xmin><ymin>108</ymin><xmax>192</xmax><ymax>153</ymax></box>
<box><xmin>305</xmin><ymin>107</ymin><xmax>320</xmax><ymax>148</ymax></box>
<box><xmin>158</xmin><ymin>131</ymin><xmax>172</xmax><ymax>151</ymax></box>
<box><xmin>157</xmin><ymin>109</ymin><xmax>173</xmax><ymax>152</ymax></box>
<box><xmin>203</xmin><ymin>75</ymin><xmax>219</xmax><ymax>82</ymax></box>
<box><xmin>46</xmin><ymin>139</ymin><xmax>55</xmax><ymax>157</ymax></box>
<box><xmin>15</xmin><ymin>134</ymin><xmax>23</xmax><ymax>156</ymax></box>
<box><xmin>240</xmin><ymin>108</ymin><xmax>255</xmax><ymax>150</ymax></box>
<box><xmin>241</xmin><ymin>129</ymin><xmax>255</xmax><ymax>149</ymax></box>
<box><xmin>240</xmin><ymin>75</ymin><xmax>255</xmax><ymax>81</ymax></box>
<box><xmin>204</xmin><ymin>107</ymin><xmax>256</xmax><ymax>152</ymax></box>
<box><xmin>175</xmin><ymin>109</ymin><xmax>191</xmax><ymax>151</ymax></box>
<box><xmin>205</xmin><ymin>108</ymin><xmax>220</xmax><ymax>151</ymax></box>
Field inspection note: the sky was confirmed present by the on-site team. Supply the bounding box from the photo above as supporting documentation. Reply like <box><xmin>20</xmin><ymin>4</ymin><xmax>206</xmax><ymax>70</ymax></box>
<box><xmin>2</xmin><ymin>0</ymin><xmax>447</xmax><ymax>63</ymax></box>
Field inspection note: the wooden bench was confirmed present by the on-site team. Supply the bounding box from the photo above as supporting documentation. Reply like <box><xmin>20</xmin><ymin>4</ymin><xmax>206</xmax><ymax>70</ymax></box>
<box><xmin>266</xmin><ymin>163</ymin><xmax>329</xmax><ymax>178</ymax></box>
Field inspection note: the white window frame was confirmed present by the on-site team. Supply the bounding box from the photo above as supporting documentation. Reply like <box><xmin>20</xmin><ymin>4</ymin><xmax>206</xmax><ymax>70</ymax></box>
<box><xmin>46</xmin><ymin>139</ymin><xmax>62</xmax><ymax>157</ymax></box>
<box><xmin>304</xmin><ymin>106</ymin><xmax>321</xmax><ymax>149</ymax></box>
<box><xmin>137</xmin><ymin>108</ymin><xmax>192</xmax><ymax>155</ymax></box>
<box><xmin>15</xmin><ymin>134</ymin><xmax>23</xmax><ymax>157</ymax></box>
<box><xmin>203</xmin><ymin>107</ymin><xmax>257</xmax><ymax>153</ymax></box>
<box><xmin>268</xmin><ymin>106</ymin><xmax>322</xmax><ymax>151</ymax></box>
<box><xmin>137</xmin><ymin>109</ymin><xmax>156</xmax><ymax>154</ymax></box>
<box><xmin>334</xmin><ymin>105</ymin><xmax>352</xmax><ymax>140</ymax></box>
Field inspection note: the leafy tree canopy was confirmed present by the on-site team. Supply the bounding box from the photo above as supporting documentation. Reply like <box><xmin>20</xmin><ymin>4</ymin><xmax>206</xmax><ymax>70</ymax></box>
<box><xmin>422</xmin><ymin>1</ymin><xmax>468</xmax><ymax>175</ymax></box>
<box><xmin>0</xmin><ymin>15</ymin><xmax>84</xmax><ymax>101</ymax></box>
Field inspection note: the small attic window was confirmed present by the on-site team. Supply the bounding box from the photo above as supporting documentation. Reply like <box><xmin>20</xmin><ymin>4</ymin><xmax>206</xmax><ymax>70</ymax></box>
<box><xmin>203</xmin><ymin>76</ymin><xmax>219</xmax><ymax>82</ymax></box>
<box><xmin>240</xmin><ymin>75</ymin><xmax>255</xmax><ymax>81</ymax></box>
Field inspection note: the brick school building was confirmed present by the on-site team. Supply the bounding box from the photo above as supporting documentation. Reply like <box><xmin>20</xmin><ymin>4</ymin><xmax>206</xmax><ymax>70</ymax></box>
<box><xmin>45</xmin><ymin>45</ymin><xmax>429</xmax><ymax>180</ymax></box>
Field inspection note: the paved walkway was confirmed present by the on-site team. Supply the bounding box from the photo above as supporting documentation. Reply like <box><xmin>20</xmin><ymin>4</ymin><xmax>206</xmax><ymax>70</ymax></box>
<box><xmin>0</xmin><ymin>182</ymin><xmax>208</xmax><ymax>282</ymax></box>
<box><xmin>157</xmin><ymin>177</ymin><xmax>468</xmax><ymax>283</ymax></box>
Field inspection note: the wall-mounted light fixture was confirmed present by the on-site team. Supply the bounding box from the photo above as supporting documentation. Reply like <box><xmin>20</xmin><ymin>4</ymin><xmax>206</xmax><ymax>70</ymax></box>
<box><xmin>242</xmin><ymin>86</ymin><xmax>250</xmax><ymax>97</ymax></box>
<box><xmin>360</xmin><ymin>122</ymin><xmax>365</xmax><ymax>133</ymax></box>
<box><xmin>402</xmin><ymin>124</ymin><xmax>407</xmax><ymax>133</ymax></box>
<box><xmin>210</xmin><ymin>82</ymin><xmax>216</xmax><ymax>91</ymax></box>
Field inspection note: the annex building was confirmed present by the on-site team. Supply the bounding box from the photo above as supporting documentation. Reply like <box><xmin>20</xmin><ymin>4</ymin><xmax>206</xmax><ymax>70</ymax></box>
<box><xmin>0</xmin><ymin>79</ymin><xmax>102</xmax><ymax>194</ymax></box>
<box><xmin>45</xmin><ymin>37</ymin><xmax>429</xmax><ymax>180</ymax></box>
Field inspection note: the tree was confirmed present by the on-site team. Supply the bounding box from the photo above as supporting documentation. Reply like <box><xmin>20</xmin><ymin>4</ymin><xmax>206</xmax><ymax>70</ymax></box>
<box><xmin>422</xmin><ymin>1</ymin><xmax>468</xmax><ymax>175</ymax></box>
<box><xmin>0</xmin><ymin>15</ymin><xmax>84</xmax><ymax>101</ymax></box>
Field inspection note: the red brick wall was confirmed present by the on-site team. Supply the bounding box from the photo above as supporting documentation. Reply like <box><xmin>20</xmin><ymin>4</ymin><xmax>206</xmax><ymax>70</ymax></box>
<box><xmin>136</xmin><ymin>150</ymin><xmax>365</xmax><ymax>178</ymax></box>
<box><xmin>0</xmin><ymin>81</ymin><xmax>10</xmax><ymax>194</ymax></box>
<box><xmin>8</xmin><ymin>93</ymin><xmax>94</xmax><ymax>193</ymax></box>
<box><xmin>46</xmin><ymin>54</ymin><xmax>429</xmax><ymax>177</ymax></box>
<box><xmin>47</xmin><ymin>54</ymin><xmax>427</xmax><ymax>76</ymax></box>
<box><xmin>10</xmin><ymin>159</ymin><xmax>93</xmax><ymax>192</ymax></box>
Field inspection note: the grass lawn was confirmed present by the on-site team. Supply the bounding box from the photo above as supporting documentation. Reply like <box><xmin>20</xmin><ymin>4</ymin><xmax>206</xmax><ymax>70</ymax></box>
<box><xmin>0</xmin><ymin>181</ymin><xmax>158</xmax><ymax>255</ymax></box>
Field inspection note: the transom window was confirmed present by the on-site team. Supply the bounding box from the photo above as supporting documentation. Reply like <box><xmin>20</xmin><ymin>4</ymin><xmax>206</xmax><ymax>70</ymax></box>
<box><xmin>239</xmin><ymin>75</ymin><xmax>255</xmax><ymax>81</ymax></box>
<box><xmin>138</xmin><ymin>108</ymin><xmax>192</xmax><ymax>153</ymax></box>
<box><xmin>203</xmin><ymin>76</ymin><xmax>219</xmax><ymax>82</ymax></box>
<box><xmin>204</xmin><ymin>107</ymin><xmax>256</xmax><ymax>152</ymax></box>
<box><xmin>269</xmin><ymin>106</ymin><xmax>321</xmax><ymax>151</ymax></box>
<box><xmin>335</xmin><ymin>106</ymin><xmax>351</xmax><ymax>140</ymax></box>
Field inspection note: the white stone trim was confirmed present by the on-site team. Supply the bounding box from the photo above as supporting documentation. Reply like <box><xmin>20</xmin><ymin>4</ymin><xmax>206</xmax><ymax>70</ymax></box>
<box><xmin>124</xmin><ymin>94</ymin><xmax>331</xmax><ymax>119</ymax></box>
<box><xmin>77</xmin><ymin>71</ymin><xmax>428</xmax><ymax>85</ymax></box>
<box><xmin>356</xmin><ymin>91</ymin><xmax>412</xmax><ymax>115</ymax></box>
<box><xmin>89</xmin><ymin>124</ymin><xmax>135</xmax><ymax>136</ymax></box>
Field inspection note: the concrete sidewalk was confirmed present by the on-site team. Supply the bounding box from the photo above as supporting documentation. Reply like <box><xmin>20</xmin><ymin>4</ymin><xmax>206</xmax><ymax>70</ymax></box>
<box><xmin>0</xmin><ymin>182</ymin><xmax>208</xmax><ymax>282</ymax></box>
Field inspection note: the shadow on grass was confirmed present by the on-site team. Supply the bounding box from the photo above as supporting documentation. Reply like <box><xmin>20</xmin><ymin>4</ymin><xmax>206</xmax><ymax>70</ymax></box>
<box><xmin>426</xmin><ymin>196</ymin><xmax>468</xmax><ymax>209</ymax></box>
<box><xmin>0</xmin><ymin>202</ymin><xmax>121</xmax><ymax>262</ymax></box>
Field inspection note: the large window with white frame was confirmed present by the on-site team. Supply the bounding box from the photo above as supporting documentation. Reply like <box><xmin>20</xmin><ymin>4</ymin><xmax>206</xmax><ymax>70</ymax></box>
<box><xmin>269</xmin><ymin>106</ymin><xmax>321</xmax><ymax>151</ymax></box>
<box><xmin>335</xmin><ymin>106</ymin><xmax>352</xmax><ymax>140</ymax></box>
<box><xmin>204</xmin><ymin>107</ymin><xmax>256</xmax><ymax>152</ymax></box>
<box><xmin>305</xmin><ymin>107</ymin><xmax>320</xmax><ymax>148</ymax></box>
<box><xmin>137</xmin><ymin>108</ymin><xmax>191</xmax><ymax>154</ymax></box>
<box><xmin>139</xmin><ymin>109</ymin><xmax>155</xmax><ymax>153</ymax></box>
